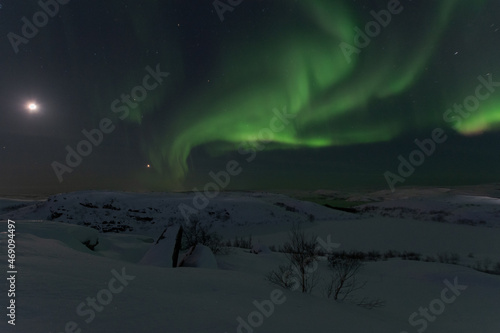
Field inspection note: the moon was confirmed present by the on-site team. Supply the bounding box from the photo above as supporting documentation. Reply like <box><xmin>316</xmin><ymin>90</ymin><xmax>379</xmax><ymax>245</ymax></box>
<box><xmin>26</xmin><ymin>102</ymin><xmax>39</xmax><ymax>113</ymax></box>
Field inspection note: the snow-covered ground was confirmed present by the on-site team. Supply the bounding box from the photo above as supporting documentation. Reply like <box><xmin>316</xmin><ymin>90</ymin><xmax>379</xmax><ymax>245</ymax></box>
<box><xmin>355</xmin><ymin>188</ymin><xmax>500</xmax><ymax>227</ymax></box>
<box><xmin>0</xmin><ymin>189</ymin><xmax>499</xmax><ymax>332</ymax></box>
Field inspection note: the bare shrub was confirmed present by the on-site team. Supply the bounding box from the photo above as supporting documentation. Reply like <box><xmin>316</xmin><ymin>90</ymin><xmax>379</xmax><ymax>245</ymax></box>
<box><xmin>182</xmin><ymin>216</ymin><xmax>226</xmax><ymax>254</ymax></box>
<box><xmin>474</xmin><ymin>257</ymin><xmax>493</xmax><ymax>272</ymax></box>
<box><xmin>232</xmin><ymin>235</ymin><xmax>252</xmax><ymax>249</ymax></box>
<box><xmin>401</xmin><ymin>251</ymin><xmax>421</xmax><ymax>261</ymax></box>
<box><xmin>367</xmin><ymin>250</ymin><xmax>382</xmax><ymax>261</ymax></box>
<box><xmin>267</xmin><ymin>225</ymin><xmax>319</xmax><ymax>293</ymax></box>
<box><xmin>437</xmin><ymin>252</ymin><xmax>460</xmax><ymax>265</ymax></box>
<box><xmin>356</xmin><ymin>297</ymin><xmax>386</xmax><ymax>309</ymax></box>
<box><xmin>265</xmin><ymin>264</ymin><xmax>298</xmax><ymax>290</ymax></box>
<box><xmin>424</xmin><ymin>255</ymin><xmax>436</xmax><ymax>262</ymax></box>
<box><xmin>493</xmin><ymin>262</ymin><xmax>500</xmax><ymax>275</ymax></box>
<box><xmin>326</xmin><ymin>256</ymin><xmax>365</xmax><ymax>301</ymax></box>
<box><xmin>383</xmin><ymin>249</ymin><xmax>401</xmax><ymax>260</ymax></box>
<box><xmin>329</xmin><ymin>250</ymin><xmax>366</xmax><ymax>261</ymax></box>
<box><xmin>280</xmin><ymin>225</ymin><xmax>320</xmax><ymax>293</ymax></box>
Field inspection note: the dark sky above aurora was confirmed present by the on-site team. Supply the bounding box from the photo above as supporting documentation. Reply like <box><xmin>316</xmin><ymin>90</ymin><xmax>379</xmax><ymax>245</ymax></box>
<box><xmin>1</xmin><ymin>0</ymin><xmax>500</xmax><ymax>196</ymax></box>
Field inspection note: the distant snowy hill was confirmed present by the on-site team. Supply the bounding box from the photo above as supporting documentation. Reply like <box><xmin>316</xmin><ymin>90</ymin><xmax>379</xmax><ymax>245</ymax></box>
<box><xmin>353</xmin><ymin>188</ymin><xmax>500</xmax><ymax>227</ymax></box>
<box><xmin>0</xmin><ymin>191</ymin><xmax>356</xmax><ymax>235</ymax></box>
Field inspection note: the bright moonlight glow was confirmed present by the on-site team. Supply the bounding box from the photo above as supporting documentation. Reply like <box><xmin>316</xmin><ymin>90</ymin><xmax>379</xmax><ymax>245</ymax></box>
<box><xmin>26</xmin><ymin>102</ymin><xmax>38</xmax><ymax>113</ymax></box>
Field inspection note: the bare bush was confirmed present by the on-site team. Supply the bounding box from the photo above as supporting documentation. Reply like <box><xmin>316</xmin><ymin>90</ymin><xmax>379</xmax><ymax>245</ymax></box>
<box><xmin>265</xmin><ymin>264</ymin><xmax>299</xmax><ymax>290</ymax></box>
<box><xmin>267</xmin><ymin>225</ymin><xmax>319</xmax><ymax>293</ymax></box>
<box><xmin>493</xmin><ymin>262</ymin><xmax>500</xmax><ymax>275</ymax></box>
<box><xmin>474</xmin><ymin>257</ymin><xmax>493</xmax><ymax>272</ymax></box>
<box><xmin>401</xmin><ymin>251</ymin><xmax>421</xmax><ymax>261</ymax></box>
<box><xmin>280</xmin><ymin>225</ymin><xmax>320</xmax><ymax>293</ymax></box>
<box><xmin>232</xmin><ymin>235</ymin><xmax>252</xmax><ymax>249</ymax></box>
<box><xmin>326</xmin><ymin>256</ymin><xmax>365</xmax><ymax>301</ymax></box>
<box><xmin>182</xmin><ymin>216</ymin><xmax>226</xmax><ymax>254</ymax></box>
<box><xmin>356</xmin><ymin>297</ymin><xmax>386</xmax><ymax>309</ymax></box>
<box><xmin>437</xmin><ymin>252</ymin><xmax>460</xmax><ymax>265</ymax></box>
<box><xmin>383</xmin><ymin>249</ymin><xmax>401</xmax><ymax>260</ymax></box>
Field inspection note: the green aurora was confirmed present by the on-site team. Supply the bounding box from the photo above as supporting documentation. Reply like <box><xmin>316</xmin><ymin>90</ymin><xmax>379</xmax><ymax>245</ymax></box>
<box><xmin>128</xmin><ymin>0</ymin><xmax>498</xmax><ymax>186</ymax></box>
<box><xmin>2</xmin><ymin>0</ymin><xmax>500</xmax><ymax>195</ymax></box>
<box><xmin>35</xmin><ymin>0</ymin><xmax>500</xmax><ymax>189</ymax></box>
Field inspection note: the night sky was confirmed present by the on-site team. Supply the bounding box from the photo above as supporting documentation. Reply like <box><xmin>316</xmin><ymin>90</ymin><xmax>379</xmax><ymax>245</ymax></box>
<box><xmin>1</xmin><ymin>0</ymin><xmax>500</xmax><ymax>196</ymax></box>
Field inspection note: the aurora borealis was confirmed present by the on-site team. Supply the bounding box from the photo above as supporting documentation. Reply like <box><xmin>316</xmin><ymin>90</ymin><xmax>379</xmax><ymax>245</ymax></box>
<box><xmin>1</xmin><ymin>0</ymin><xmax>500</xmax><ymax>195</ymax></box>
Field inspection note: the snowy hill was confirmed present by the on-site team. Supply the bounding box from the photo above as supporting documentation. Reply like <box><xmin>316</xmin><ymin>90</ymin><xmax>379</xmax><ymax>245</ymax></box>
<box><xmin>1</xmin><ymin>189</ymin><xmax>499</xmax><ymax>332</ymax></box>
<box><xmin>0</xmin><ymin>191</ymin><xmax>355</xmax><ymax>235</ymax></box>
<box><xmin>354</xmin><ymin>188</ymin><xmax>500</xmax><ymax>227</ymax></box>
